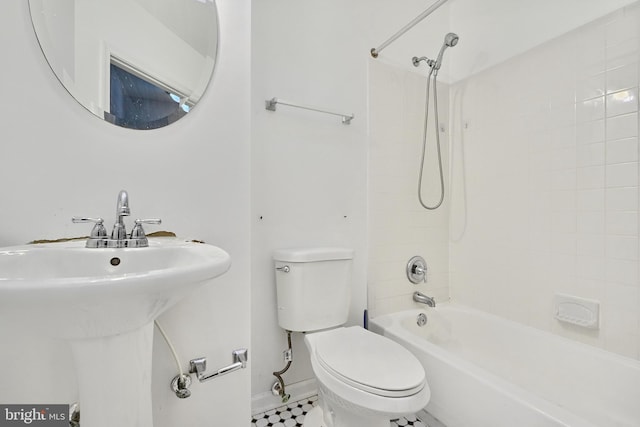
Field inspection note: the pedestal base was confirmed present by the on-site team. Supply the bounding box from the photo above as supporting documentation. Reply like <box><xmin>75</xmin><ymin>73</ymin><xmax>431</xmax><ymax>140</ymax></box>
<box><xmin>69</xmin><ymin>323</ymin><xmax>154</xmax><ymax>427</ymax></box>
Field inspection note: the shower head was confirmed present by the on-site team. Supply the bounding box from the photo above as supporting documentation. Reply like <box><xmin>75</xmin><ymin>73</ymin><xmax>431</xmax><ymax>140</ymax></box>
<box><xmin>434</xmin><ymin>32</ymin><xmax>459</xmax><ymax>70</ymax></box>
<box><xmin>444</xmin><ymin>32</ymin><xmax>459</xmax><ymax>47</ymax></box>
<box><xmin>412</xmin><ymin>33</ymin><xmax>459</xmax><ymax>72</ymax></box>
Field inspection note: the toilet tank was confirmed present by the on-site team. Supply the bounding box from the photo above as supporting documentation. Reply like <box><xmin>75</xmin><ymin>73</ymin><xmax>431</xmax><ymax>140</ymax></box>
<box><xmin>273</xmin><ymin>248</ymin><xmax>354</xmax><ymax>332</ymax></box>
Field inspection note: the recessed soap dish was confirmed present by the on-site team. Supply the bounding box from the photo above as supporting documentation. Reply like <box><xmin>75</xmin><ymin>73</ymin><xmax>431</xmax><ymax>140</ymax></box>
<box><xmin>554</xmin><ymin>294</ymin><xmax>599</xmax><ymax>329</ymax></box>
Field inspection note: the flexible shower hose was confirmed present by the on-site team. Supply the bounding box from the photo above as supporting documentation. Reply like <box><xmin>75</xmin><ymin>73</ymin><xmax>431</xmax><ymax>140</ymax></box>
<box><xmin>418</xmin><ymin>66</ymin><xmax>445</xmax><ymax>210</ymax></box>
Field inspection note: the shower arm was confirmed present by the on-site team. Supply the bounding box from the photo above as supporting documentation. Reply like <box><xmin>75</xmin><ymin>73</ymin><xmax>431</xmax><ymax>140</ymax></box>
<box><xmin>370</xmin><ymin>0</ymin><xmax>449</xmax><ymax>58</ymax></box>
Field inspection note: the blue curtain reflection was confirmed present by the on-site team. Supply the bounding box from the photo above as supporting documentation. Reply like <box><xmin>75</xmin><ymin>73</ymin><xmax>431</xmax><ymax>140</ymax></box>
<box><xmin>108</xmin><ymin>64</ymin><xmax>186</xmax><ymax>130</ymax></box>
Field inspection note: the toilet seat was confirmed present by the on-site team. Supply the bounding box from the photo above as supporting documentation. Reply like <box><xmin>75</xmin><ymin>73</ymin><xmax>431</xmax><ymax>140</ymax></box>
<box><xmin>313</xmin><ymin>326</ymin><xmax>426</xmax><ymax>398</ymax></box>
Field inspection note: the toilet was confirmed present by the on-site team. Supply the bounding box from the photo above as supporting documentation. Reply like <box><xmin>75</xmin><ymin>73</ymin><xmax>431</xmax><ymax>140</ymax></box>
<box><xmin>273</xmin><ymin>248</ymin><xmax>430</xmax><ymax>427</ymax></box>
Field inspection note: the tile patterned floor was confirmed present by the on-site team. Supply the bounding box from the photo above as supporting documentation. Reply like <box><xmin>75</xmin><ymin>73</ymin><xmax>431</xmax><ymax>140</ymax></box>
<box><xmin>251</xmin><ymin>395</ymin><xmax>431</xmax><ymax>427</ymax></box>
<box><xmin>251</xmin><ymin>396</ymin><xmax>317</xmax><ymax>427</ymax></box>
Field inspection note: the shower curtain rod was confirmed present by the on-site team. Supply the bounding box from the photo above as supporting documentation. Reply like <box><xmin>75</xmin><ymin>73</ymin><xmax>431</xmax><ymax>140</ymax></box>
<box><xmin>370</xmin><ymin>0</ymin><xmax>449</xmax><ymax>58</ymax></box>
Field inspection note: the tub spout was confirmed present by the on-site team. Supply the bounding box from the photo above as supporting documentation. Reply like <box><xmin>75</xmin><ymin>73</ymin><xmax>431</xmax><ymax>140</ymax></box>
<box><xmin>413</xmin><ymin>291</ymin><xmax>436</xmax><ymax>307</ymax></box>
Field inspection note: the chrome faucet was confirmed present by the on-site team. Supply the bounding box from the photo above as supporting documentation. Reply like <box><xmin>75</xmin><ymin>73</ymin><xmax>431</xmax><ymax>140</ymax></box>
<box><xmin>111</xmin><ymin>190</ymin><xmax>131</xmax><ymax>240</ymax></box>
<box><xmin>73</xmin><ymin>190</ymin><xmax>161</xmax><ymax>248</ymax></box>
<box><xmin>413</xmin><ymin>291</ymin><xmax>436</xmax><ymax>307</ymax></box>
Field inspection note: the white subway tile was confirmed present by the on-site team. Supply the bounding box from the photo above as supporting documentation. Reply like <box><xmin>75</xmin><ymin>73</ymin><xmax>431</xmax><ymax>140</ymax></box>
<box><xmin>606</xmin><ymin>162</ymin><xmax>638</xmax><ymax>187</ymax></box>
<box><xmin>606</xmin><ymin>236</ymin><xmax>639</xmax><ymax>260</ymax></box>
<box><xmin>604</xmin><ymin>282</ymin><xmax>639</xmax><ymax>313</ymax></box>
<box><xmin>606</xmin><ymin>88</ymin><xmax>638</xmax><ymax>117</ymax></box>
<box><xmin>551</xmin><ymin>146</ymin><xmax>577</xmax><ymax>170</ymax></box>
<box><xmin>577</xmin><ymin>165</ymin><xmax>605</xmax><ymax>189</ymax></box>
<box><xmin>605</xmin><ymin>258</ymin><xmax>639</xmax><ymax>285</ymax></box>
<box><xmin>577</xmin><ymin>211</ymin><xmax>606</xmax><ymax>234</ymax></box>
<box><xmin>578</xmin><ymin>21</ymin><xmax>606</xmax><ymax>57</ymax></box>
<box><xmin>605</xmin><ymin>186</ymin><xmax>639</xmax><ymax>211</ymax></box>
<box><xmin>606</xmin><ymin>137</ymin><xmax>639</xmax><ymax>164</ymax></box>
<box><xmin>549</xmin><ymin>253</ymin><xmax>577</xmax><ymax>279</ymax></box>
<box><xmin>606</xmin><ymin>15</ymin><xmax>639</xmax><ymax>46</ymax></box>
<box><xmin>576</xmin><ymin>73</ymin><xmax>606</xmax><ymax>101</ymax></box>
<box><xmin>577</xmin><ymin>234</ymin><xmax>605</xmax><ymax>257</ymax></box>
<box><xmin>550</xmin><ymin>126</ymin><xmax>576</xmax><ymax>148</ymax></box>
<box><xmin>577</xmin><ymin>96</ymin><xmax>605</xmax><ymax>123</ymax></box>
<box><xmin>576</xmin><ymin>255</ymin><xmax>605</xmax><ymax>280</ymax></box>
<box><xmin>444</xmin><ymin>13</ymin><xmax>640</xmax><ymax>359</ymax></box>
<box><xmin>551</xmin><ymin>169</ymin><xmax>577</xmax><ymax>191</ymax></box>
<box><xmin>606</xmin><ymin>63</ymin><xmax>639</xmax><ymax>94</ymax></box>
<box><xmin>577</xmin><ymin>142</ymin><xmax>605</xmax><ymax>167</ymax></box>
<box><xmin>576</xmin><ymin>119</ymin><xmax>605</xmax><ymax>144</ymax></box>
<box><xmin>551</xmin><ymin>233</ymin><xmax>577</xmax><ymax>255</ymax></box>
<box><xmin>606</xmin><ymin>40</ymin><xmax>639</xmax><ymax>71</ymax></box>
<box><xmin>577</xmin><ymin>189</ymin><xmax>605</xmax><ymax>211</ymax></box>
<box><xmin>606</xmin><ymin>112</ymin><xmax>638</xmax><ymax>140</ymax></box>
<box><xmin>551</xmin><ymin>190</ymin><xmax>576</xmax><ymax>211</ymax></box>
<box><xmin>606</xmin><ymin>211</ymin><xmax>639</xmax><ymax>236</ymax></box>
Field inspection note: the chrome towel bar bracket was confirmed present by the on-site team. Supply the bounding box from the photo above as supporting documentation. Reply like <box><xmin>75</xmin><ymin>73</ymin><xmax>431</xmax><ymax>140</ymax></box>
<box><xmin>189</xmin><ymin>348</ymin><xmax>248</xmax><ymax>383</ymax></box>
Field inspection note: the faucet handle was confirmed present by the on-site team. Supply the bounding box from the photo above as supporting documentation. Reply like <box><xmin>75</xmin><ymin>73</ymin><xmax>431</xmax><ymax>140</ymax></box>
<box><xmin>72</xmin><ymin>217</ymin><xmax>107</xmax><ymax>239</ymax></box>
<box><xmin>406</xmin><ymin>256</ymin><xmax>428</xmax><ymax>284</ymax></box>
<box><xmin>135</xmin><ymin>218</ymin><xmax>162</xmax><ymax>225</ymax></box>
<box><xmin>130</xmin><ymin>218</ymin><xmax>162</xmax><ymax>240</ymax></box>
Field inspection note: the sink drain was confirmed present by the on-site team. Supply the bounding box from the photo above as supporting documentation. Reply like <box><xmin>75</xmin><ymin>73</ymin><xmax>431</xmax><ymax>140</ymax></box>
<box><xmin>110</xmin><ymin>257</ymin><xmax>121</xmax><ymax>266</ymax></box>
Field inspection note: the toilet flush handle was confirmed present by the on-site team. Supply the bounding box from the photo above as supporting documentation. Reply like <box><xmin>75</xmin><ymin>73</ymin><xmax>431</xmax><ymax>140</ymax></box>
<box><xmin>276</xmin><ymin>265</ymin><xmax>290</xmax><ymax>273</ymax></box>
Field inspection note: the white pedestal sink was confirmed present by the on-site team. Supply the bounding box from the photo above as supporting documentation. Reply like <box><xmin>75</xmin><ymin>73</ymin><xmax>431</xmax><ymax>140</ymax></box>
<box><xmin>0</xmin><ymin>238</ymin><xmax>231</xmax><ymax>427</ymax></box>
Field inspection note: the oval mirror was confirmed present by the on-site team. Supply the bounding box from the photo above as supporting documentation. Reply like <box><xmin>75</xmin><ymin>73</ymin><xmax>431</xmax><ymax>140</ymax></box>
<box><xmin>28</xmin><ymin>0</ymin><xmax>219</xmax><ymax>130</ymax></box>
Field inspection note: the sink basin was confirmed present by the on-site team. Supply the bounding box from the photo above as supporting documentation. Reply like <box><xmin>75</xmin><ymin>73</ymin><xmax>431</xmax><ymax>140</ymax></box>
<box><xmin>0</xmin><ymin>237</ymin><xmax>231</xmax><ymax>339</ymax></box>
<box><xmin>0</xmin><ymin>237</ymin><xmax>231</xmax><ymax>427</ymax></box>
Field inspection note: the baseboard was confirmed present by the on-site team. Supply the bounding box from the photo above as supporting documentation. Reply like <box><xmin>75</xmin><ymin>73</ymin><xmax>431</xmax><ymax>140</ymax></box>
<box><xmin>251</xmin><ymin>378</ymin><xmax>317</xmax><ymax>415</ymax></box>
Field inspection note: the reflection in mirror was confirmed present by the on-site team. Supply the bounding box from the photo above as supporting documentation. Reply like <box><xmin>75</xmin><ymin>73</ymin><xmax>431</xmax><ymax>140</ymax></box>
<box><xmin>108</xmin><ymin>61</ymin><xmax>187</xmax><ymax>129</ymax></box>
<box><xmin>28</xmin><ymin>0</ymin><xmax>218</xmax><ymax>130</ymax></box>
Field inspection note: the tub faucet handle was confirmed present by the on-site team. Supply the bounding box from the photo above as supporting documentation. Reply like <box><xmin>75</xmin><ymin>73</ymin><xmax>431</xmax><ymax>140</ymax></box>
<box><xmin>407</xmin><ymin>256</ymin><xmax>427</xmax><ymax>284</ymax></box>
<box><xmin>414</xmin><ymin>265</ymin><xmax>426</xmax><ymax>279</ymax></box>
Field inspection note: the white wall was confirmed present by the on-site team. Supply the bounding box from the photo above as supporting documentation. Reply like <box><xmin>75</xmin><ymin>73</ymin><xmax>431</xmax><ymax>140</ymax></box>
<box><xmin>250</xmin><ymin>0</ymin><xmax>368</xmax><ymax>408</ymax></box>
<box><xmin>0</xmin><ymin>1</ymin><xmax>251</xmax><ymax>425</ymax></box>
<box><xmin>450</xmin><ymin>3</ymin><xmax>640</xmax><ymax>359</ymax></box>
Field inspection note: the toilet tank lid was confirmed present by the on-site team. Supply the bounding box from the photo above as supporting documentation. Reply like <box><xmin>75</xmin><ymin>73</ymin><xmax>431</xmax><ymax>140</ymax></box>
<box><xmin>273</xmin><ymin>247</ymin><xmax>354</xmax><ymax>262</ymax></box>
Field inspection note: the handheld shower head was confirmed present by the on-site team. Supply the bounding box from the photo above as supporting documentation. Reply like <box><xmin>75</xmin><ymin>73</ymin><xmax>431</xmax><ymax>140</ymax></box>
<box><xmin>434</xmin><ymin>32</ymin><xmax>459</xmax><ymax>70</ymax></box>
<box><xmin>412</xmin><ymin>33</ymin><xmax>459</xmax><ymax>72</ymax></box>
<box><xmin>444</xmin><ymin>32</ymin><xmax>459</xmax><ymax>47</ymax></box>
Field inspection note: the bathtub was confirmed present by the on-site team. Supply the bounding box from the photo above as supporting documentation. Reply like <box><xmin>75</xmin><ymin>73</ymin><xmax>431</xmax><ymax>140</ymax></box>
<box><xmin>369</xmin><ymin>303</ymin><xmax>640</xmax><ymax>427</ymax></box>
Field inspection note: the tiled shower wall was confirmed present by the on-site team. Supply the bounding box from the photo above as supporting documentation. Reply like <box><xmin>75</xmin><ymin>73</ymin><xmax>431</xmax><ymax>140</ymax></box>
<box><xmin>449</xmin><ymin>4</ymin><xmax>640</xmax><ymax>359</ymax></box>
<box><xmin>368</xmin><ymin>60</ymin><xmax>450</xmax><ymax>317</ymax></box>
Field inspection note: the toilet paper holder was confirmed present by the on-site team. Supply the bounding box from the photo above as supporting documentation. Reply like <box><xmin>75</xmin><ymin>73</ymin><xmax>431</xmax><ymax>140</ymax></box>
<box><xmin>189</xmin><ymin>348</ymin><xmax>248</xmax><ymax>383</ymax></box>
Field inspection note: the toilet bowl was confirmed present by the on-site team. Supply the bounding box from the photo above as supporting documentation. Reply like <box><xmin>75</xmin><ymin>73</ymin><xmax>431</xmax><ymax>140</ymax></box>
<box><xmin>273</xmin><ymin>248</ymin><xmax>430</xmax><ymax>427</ymax></box>
<box><xmin>304</xmin><ymin>327</ymin><xmax>430</xmax><ymax>427</ymax></box>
